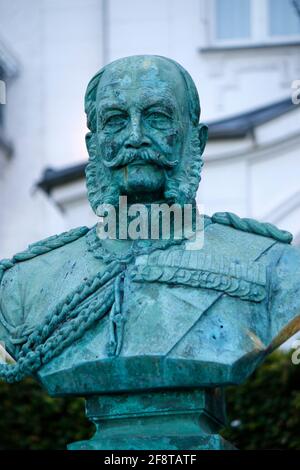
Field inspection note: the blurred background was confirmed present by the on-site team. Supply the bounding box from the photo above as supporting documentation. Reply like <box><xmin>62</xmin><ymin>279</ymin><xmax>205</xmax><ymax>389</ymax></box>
<box><xmin>0</xmin><ymin>0</ymin><xmax>300</xmax><ymax>258</ymax></box>
<box><xmin>0</xmin><ymin>0</ymin><xmax>300</xmax><ymax>450</ymax></box>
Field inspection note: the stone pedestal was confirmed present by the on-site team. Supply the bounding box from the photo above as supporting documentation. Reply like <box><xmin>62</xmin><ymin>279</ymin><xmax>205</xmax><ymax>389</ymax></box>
<box><xmin>68</xmin><ymin>388</ymin><xmax>235</xmax><ymax>450</ymax></box>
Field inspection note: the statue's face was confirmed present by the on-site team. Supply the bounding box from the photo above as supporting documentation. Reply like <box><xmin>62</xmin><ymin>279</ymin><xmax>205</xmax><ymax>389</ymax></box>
<box><xmin>95</xmin><ymin>57</ymin><xmax>190</xmax><ymax>203</ymax></box>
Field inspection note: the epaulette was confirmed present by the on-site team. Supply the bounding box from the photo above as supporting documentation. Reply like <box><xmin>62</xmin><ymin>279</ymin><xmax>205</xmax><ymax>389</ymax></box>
<box><xmin>211</xmin><ymin>212</ymin><xmax>293</xmax><ymax>244</ymax></box>
<box><xmin>0</xmin><ymin>226</ymin><xmax>90</xmax><ymax>282</ymax></box>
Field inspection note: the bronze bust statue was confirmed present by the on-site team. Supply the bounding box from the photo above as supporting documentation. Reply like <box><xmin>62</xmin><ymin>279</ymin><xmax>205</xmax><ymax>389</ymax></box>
<box><xmin>0</xmin><ymin>55</ymin><xmax>299</xmax><ymax>450</ymax></box>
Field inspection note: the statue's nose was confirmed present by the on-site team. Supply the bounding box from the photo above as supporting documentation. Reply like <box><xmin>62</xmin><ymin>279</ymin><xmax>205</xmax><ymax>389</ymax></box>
<box><xmin>125</xmin><ymin>117</ymin><xmax>150</xmax><ymax>149</ymax></box>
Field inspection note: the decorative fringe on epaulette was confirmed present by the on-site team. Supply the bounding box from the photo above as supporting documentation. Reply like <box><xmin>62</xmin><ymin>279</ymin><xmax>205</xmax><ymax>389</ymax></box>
<box><xmin>0</xmin><ymin>226</ymin><xmax>90</xmax><ymax>284</ymax></box>
<box><xmin>211</xmin><ymin>212</ymin><xmax>293</xmax><ymax>244</ymax></box>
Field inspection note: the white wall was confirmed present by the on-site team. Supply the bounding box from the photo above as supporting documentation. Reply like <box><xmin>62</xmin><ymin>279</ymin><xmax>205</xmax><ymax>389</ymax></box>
<box><xmin>0</xmin><ymin>0</ymin><xmax>104</xmax><ymax>257</ymax></box>
<box><xmin>107</xmin><ymin>0</ymin><xmax>300</xmax><ymax>121</ymax></box>
<box><xmin>200</xmin><ymin>106</ymin><xmax>300</xmax><ymax>236</ymax></box>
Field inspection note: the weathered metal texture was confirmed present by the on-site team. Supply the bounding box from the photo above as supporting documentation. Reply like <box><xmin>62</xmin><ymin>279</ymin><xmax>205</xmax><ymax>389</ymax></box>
<box><xmin>0</xmin><ymin>55</ymin><xmax>299</xmax><ymax>450</ymax></box>
<box><xmin>69</xmin><ymin>389</ymin><xmax>235</xmax><ymax>451</ymax></box>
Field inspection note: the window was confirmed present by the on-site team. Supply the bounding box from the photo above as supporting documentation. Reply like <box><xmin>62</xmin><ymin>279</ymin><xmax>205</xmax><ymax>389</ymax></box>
<box><xmin>269</xmin><ymin>0</ymin><xmax>300</xmax><ymax>36</ymax></box>
<box><xmin>215</xmin><ymin>0</ymin><xmax>251</xmax><ymax>40</ymax></box>
<box><xmin>209</xmin><ymin>0</ymin><xmax>300</xmax><ymax>47</ymax></box>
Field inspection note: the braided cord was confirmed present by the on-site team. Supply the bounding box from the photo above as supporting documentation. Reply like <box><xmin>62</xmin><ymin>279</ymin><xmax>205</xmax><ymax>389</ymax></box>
<box><xmin>18</xmin><ymin>261</ymin><xmax>122</xmax><ymax>357</ymax></box>
<box><xmin>212</xmin><ymin>212</ymin><xmax>293</xmax><ymax>244</ymax></box>
<box><xmin>0</xmin><ymin>284</ymin><xmax>115</xmax><ymax>383</ymax></box>
<box><xmin>0</xmin><ymin>261</ymin><xmax>123</xmax><ymax>383</ymax></box>
<box><xmin>107</xmin><ymin>272</ymin><xmax>126</xmax><ymax>356</ymax></box>
<box><xmin>39</xmin><ymin>283</ymin><xmax>115</xmax><ymax>368</ymax></box>
<box><xmin>0</xmin><ymin>255</ymin><xmax>124</xmax><ymax>382</ymax></box>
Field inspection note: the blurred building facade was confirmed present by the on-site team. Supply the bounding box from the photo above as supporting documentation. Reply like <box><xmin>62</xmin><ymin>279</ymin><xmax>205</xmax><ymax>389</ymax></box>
<box><xmin>0</xmin><ymin>0</ymin><xmax>300</xmax><ymax>258</ymax></box>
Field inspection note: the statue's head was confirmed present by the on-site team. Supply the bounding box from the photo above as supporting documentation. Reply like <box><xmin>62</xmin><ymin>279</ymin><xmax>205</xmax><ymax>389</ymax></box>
<box><xmin>85</xmin><ymin>55</ymin><xmax>208</xmax><ymax>213</ymax></box>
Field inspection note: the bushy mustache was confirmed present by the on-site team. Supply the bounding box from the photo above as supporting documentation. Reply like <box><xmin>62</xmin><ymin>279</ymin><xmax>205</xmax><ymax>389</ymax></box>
<box><xmin>103</xmin><ymin>147</ymin><xmax>178</xmax><ymax>169</ymax></box>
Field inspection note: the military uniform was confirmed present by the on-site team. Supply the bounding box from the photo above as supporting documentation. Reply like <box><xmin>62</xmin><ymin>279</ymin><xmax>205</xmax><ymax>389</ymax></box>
<box><xmin>0</xmin><ymin>213</ymin><xmax>299</xmax><ymax>398</ymax></box>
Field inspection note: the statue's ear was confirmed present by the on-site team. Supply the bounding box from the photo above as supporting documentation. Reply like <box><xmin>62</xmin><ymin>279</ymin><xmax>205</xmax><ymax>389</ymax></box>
<box><xmin>198</xmin><ymin>123</ymin><xmax>208</xmax><ymax>155</ymax></box>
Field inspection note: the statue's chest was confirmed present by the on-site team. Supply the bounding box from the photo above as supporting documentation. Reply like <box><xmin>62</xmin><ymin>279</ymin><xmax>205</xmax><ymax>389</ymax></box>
<box><xmin>38</xmin><ymin>269</ymin><xmax>270</xmax><ymax>396</ymax></box>
<box><xmin>38</xmin><ymin>235</ymin><xmax>273</xmax><ymax>394</ymax></box>
<box><xmin>119</xmin><ymin>267</ymin><xmax>269</xmax><ymax>361</ymax></box>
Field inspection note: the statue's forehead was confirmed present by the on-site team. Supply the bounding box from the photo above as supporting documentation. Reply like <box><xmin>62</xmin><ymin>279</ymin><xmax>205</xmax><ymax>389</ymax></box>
<box><xmin>96</xmin><ymin>57</ymin><xmax>186</xmax><ymax>102</ymax></box>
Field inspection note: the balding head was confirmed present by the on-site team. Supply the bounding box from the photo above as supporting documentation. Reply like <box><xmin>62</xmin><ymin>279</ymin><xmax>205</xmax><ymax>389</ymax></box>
<box><xmin>85</xmin><ymin>55</ymin><xmax>200</xmax><ymax>133</ymax></box>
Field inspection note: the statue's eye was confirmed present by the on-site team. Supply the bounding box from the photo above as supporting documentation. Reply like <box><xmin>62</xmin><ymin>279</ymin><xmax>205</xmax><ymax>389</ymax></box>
<box><xmin>103</xmin><ymin>114</ymin><xmax>128</xmax><ymax>131</ymax></box>
<box><xmin>145</xmin><ymin>111</ymin><xmax>173</xmax><ymax>130</ymax></box>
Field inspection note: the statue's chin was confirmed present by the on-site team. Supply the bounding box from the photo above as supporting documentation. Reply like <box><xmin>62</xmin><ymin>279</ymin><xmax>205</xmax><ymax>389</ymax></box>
<box><xmin>113</xmin><ymin>164</ymin><xmax>166</xmax><ymax>202</ymax></box>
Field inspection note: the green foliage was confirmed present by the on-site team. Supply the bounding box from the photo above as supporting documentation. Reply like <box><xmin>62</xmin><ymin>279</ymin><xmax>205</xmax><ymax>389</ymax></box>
<box><xmin>0</xmin><ymin>350</ymin><xmax>299</xmax><ymax>449</ymax></box>
<box><xmin>0</xmin><ymin>378</ymin><xmax>94</xmax><ymax>450</ymax></box>
<box><xmin>222</xmin><ymin>350</ymin><xmax>300</xmax><ymax>449</ymax></box>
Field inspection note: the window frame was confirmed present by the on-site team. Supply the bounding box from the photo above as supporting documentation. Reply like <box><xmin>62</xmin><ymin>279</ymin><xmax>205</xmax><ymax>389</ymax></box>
<box><xmin>0</xmin><ymin>66</ymin><xmax>5</xmax><ymax>129</ymax></box>
<box><xmin>207</xmin><ymin>0</ymin><xmax>300</xmax><ymax>48</ymax></box>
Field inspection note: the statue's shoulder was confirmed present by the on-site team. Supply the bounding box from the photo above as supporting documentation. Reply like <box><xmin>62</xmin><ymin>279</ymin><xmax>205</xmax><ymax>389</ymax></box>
<box><xmin>210</xmin><ymin>212</ymin><xmax>293</xmax><ymax>245</ymax></box>
<box><xmin>0</xmin><ymin>226</ymin><xmax>90</xmax><ymax>283</ymax></box>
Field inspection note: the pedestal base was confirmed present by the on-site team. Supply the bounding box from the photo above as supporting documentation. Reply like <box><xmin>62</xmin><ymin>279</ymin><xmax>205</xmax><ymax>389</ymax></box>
<box><xmin>68</xmin><ymin>388</ymin><xmax>235</xmax><ymax>450</ymax></box>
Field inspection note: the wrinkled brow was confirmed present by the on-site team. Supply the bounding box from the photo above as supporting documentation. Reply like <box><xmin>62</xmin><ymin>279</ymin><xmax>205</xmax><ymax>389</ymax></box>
<box><xmin>142</xmin><ymin>96</ymin><xmax>177</xmax><ymax>113</ymax></box>
<box><xmin>97</xmin><ymin>94</ymin><xmax>178</xmax><ymax>115</ymax></box>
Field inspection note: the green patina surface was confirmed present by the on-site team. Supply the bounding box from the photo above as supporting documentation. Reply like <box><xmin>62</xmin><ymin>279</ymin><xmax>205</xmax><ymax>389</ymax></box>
<box><xmin>0</xmin><ymin>55</ymin><xmax>299</xmax><ymax>450</ymax></box>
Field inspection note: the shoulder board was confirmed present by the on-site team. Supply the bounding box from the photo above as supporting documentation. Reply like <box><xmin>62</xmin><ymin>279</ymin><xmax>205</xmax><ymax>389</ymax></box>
<box><xmin>211</xmin><ymin>212</ymin><xmax>293</xmax><ymax>244</ymax></box>
<box><xmin>0</xmin><ymin>226</ymin><xmax>90</xmax><ymax>281</ymax></box>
